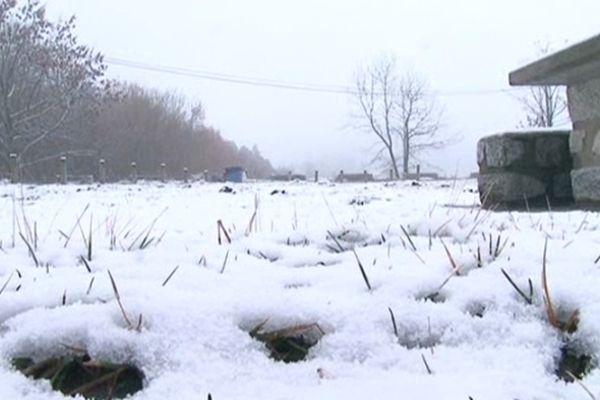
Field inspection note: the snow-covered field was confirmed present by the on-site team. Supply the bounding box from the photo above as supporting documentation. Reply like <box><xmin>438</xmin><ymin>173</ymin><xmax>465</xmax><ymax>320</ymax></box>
<box><xmin>0</xmin><ymin>179</ymin><xmax>599</xmax><ymax>400</ymax></box>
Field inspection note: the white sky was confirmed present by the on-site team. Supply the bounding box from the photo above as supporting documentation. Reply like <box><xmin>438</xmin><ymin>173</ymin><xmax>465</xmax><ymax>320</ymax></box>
<box><xmin>46</xmin><ymin>0</ymin><xmax>600</xmax><ymax>177</ymax></box>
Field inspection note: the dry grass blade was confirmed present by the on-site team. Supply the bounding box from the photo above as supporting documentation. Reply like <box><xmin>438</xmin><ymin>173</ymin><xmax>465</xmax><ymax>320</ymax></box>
<box><xmin>352</xmin><ymin>248</ymin><xmax>372</xmax><ymax>291</ymax></box>
<box><xmin>565</xmin><ymin>370</ymin><xmax>597</xmax><ymax>400</ymax></box>
<box><xmin>220</xmin><ymin>251</ymin><xmax>230</xmax><ymax>274</ymax></box>
<box><xmin>63</xmin><ymin>204</ymin><xmax>90</xmax><ymax>248</ymax></box>
<box><xmin>11</xmin><ymin>194</ymin><xmax>16</xmax><ymax>248</ymax></box>
<box><xmin>19</xmin><ymin>232</ymin><xmax>39</xmax><ymax>267</ymax></box>
<box><xmin>87</xmin><ymin>215</ymin><xmax>93</xmax><ymax>261</ymax></box>
<box><xmin>66</xmin><ymin>367</ymin><xmax>127</xmax><ymax>397</ymax></box>
<box><xmin>128</xmin><ymin>207</ymin><xmax>169</xmax><ymax>251</ymax></box>
<box><xmin>249</xmin><ymin>318</ymin><xmax>270</xmax><ymax>337</ymax></box>
<box><xmin>136</xmin><ymin>313</ymin><xmax>143</xmax><ymax>332</ymax></box>
<box><xmin>523</xmin><ymin>194</ymin><xmax>531</xmax><ymax>214</ymax></box>
<box><xmin>576</xmin><ymin>213</ymin><xmax>589</xmax><ymax>234</ymax></box>
<box><xmin>245</xmin><ymin>194</ymin><xmax>259</xmax><ymax>236</ymax></box>
<box><xmin>432</xmin><ymin>219</ymin><xmax>452</xmax><ymax>238</ymax></box>
<box><xmin>107</xmin><ymin>270</ymin><xmax>133</xmax><ymax>329</ymax></box>
<box><xmin>76</xmin><ymin>218</ymin><xmax>89</xmax><ymax>253</ymax></box>
<box><xmin>432</xmin><ymin>269</ymin><xmax>457</xmax><ymax>297</ymax></box>
<box><xmin>497</xmin><ymin>236</ymin><xmax>510</xmax><ymax>257</ymax></box>
<box><xmin>217</xmin><ymin>220</ymin><xmax>232</xmax><ymax>245</ymax></box>
<box><xmin>326</xmin><ymin>230</ymin><xmax>345</xmax><ymax>253</ymax></box>
<box><xmin>62</xmin><ymin>290</ymin><xmax>67</xmax><ymax>305</ymax></box>
<box><xmin>594</xmin><ymin>253</ymin><xmax>600</xmax><ymax>264</ymax></box>
<box><xmin>162</xmin><ymin>265</ymin><xmax>180</xmax><ymax>287</ymax></box>
<box><xmin>79</xmin><ymin>256</ymin><xmax>92</xmax><ymax>273</ymax></box>
<box><xmin>493</xmin><ymin>234</ymin><xmax>501</xmax><ymax>257</ymax></box>
<box><xmin>500</xmin><ymin>268</ymin><xmax>533</xmax><ymax>305</ymax></box>
<box><xmin>400</xmin><ymin>225</ymin><xmax>417</xmax><ymax>251</ymax></box>
<box><xmin>253</xmin><ymin>322</ymin><xmax>325</xmax><ymax>342</ymax></box>
<box><xmin>86</xmin><ymin>277</ymin><xmax>95</xmax><ymax>296</ymax></box>
<box><xmin>421</xmin><ymin>353</ymin><xmax>433</xmax><ymax>374</ymax></box>
<box><xmin>388</xmin><ymin>307</ymin><xmax>398</xmax><ymax>338</ymax></box>
<box><xmin>428</xmin><ymin>229</ymin><xmax>432</xmax><ymax>250</ymax></box>
<box><xmin>475</xmin><ymin>181</ymin><xmax>495</xmax><ymax>217</ymax></box>
<box><xmin>440</xmin><ymin>238</ymin><xmax>460</xmax><ymax>275</ymax></box>
<box><xmin>541</xmin><ymin>239</ymin><xmax>560</xmax><ymax>329</ymax></box>
<box><xmin>0</xmin><ymin>272</ymin><xmax>14</xmax><ymax>295</ymax></box>
<box><xmin>465</xmin><ymin>206</ymin><xmax>496</xmax><ymax>241</ymax></box>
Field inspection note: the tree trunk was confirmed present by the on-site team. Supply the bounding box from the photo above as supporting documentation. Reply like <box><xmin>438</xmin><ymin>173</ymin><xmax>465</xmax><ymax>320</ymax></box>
<box><xmin>402</xmin><ymin>135</ymin><xmax>410</xmax><ymax>178</ymax></box>
<box><xmin>388</xmin><ymin>146</ymin><xmax>400</xmax><ymax>180</ymax></box>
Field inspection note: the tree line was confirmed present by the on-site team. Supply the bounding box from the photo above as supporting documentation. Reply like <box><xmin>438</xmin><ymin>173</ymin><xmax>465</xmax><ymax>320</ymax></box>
<box><xmin>0</xmin><ymin>0</ymin><xmax>273</xmax><ymax>182</ymax></box>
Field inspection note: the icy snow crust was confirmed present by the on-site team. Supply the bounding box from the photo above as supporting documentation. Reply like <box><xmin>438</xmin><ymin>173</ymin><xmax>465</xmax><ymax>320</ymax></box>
<box><xmin>0</xmin><ymin>180</ymin><xmax>598</xmax><ymax>399</ymax></box>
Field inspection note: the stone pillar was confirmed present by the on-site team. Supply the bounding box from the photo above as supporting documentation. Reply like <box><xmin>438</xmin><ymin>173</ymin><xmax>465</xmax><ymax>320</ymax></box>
<box><xmin>59</xmin><ymin>156</ymin><xmax>67</xmax><ymax>184</ymax></box>
<box><xmin>98</xmin><ymin>159</ymin><xmax>106</xmax><ymax>184</ymax></box>
<box><xmin>130</xmin><ymin>162</ymin><xmax>137</xmax><ymax>183</ymax></box>
<box><xmin>9</xmin><ymin>153</ymin><xmax>18</xmax><ymax>183</ymax></box>
<box><xmin>160</xmin><ymin>163</ymin><xmax>167</xmax><ymax>183</ymax></box>
<box><xmin>183</xmin><ymin>167</ymin><xmax>189</xmax><ymax>183</ymax></box>
<box><xmin>507</xmin><ymin>34</ymin><xmax>600</xmax><ymax>208</ymax></box>
<box><xmin>567</xmin><ymin>78</ymin><xmax>600</xmax><ymax>205</ymax></box>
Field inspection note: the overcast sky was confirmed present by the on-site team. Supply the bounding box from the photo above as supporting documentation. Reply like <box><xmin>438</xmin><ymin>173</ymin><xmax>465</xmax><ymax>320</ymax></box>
<box><xmin>47</xmin><ymin>0</ymin><xmax>600</xmax><ymax>177</ymax></box>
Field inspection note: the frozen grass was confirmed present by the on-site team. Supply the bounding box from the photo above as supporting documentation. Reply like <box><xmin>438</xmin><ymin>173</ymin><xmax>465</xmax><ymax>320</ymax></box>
<box><xmin>0</xmin><ymin>180</ymin><xmax>599</xmax><ymax>399</ymax></box>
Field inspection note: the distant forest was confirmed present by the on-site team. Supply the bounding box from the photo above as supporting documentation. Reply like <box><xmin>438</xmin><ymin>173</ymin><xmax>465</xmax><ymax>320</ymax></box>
<box><xmin>0</xmin><ymin>1</ymin><xmax>274</xmax><ymax>182</ymax></box>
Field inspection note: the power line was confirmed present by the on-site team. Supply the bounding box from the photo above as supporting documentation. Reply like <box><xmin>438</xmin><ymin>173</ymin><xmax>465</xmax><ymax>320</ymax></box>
<box><xmin>105</xmin><ymin>56</ymin><xmax>521</xmax><ymax>97</ymax></box>
<box><xmin>106</xmin><ymin>57</ymin><xmax>352</xmax><ymax>94</ymax></box>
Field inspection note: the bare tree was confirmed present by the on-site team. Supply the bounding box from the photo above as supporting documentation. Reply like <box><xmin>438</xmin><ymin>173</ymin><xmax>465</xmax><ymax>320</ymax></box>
<box><xmin>354</xmin><ymin>56</ymin><xmax>445</xmax><ymax>179</ymax></box>
<box><xmin>92</xmin><ymin>84</ymin><xmax>274</xmax><ymax>180</ymax></box>
<box><xmin>518</xmin><ymin>44</ymin><xmax>568</xmax><ymax>128</ymax></box>
<box><xmin>518</xmin><ymin>86</ymin><xmax>567</xmax><ymax>128</ymax></box>
<box><xmin>0</xmin><ymin>0</ymin><xmax>108</xmax><ymax>179</ymax></box>
<box><xmin>355</xmin><ymin>57</ymin><xmax>401</xmax><ymax>178</ymax></box>
<box><xmin>396</xmin><ymin>74</ymin><xmax>444</xmax><ymax>176</ymax></box>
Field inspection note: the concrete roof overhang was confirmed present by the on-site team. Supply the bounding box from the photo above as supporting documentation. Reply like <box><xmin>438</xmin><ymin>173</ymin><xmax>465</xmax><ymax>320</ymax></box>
<box><xmin>509</xmin><ymin>34</ymin><xmax>600</xmax><ymax>86</ymax></box>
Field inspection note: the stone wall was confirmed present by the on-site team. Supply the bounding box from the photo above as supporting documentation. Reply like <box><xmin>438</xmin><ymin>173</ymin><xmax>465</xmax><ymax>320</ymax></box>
<box><xmin>477</xmin><ymin>131</ymin><xmax>573</xmax><ymax>209</ymax></box>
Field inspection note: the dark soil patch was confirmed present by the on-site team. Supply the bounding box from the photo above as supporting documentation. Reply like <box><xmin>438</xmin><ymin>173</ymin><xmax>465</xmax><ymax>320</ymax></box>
<box><xmin>249</xmin><ymin>321</ymin><xmax>324</xmax><ymax>363</ymax></box>
<box><xmin>556</xmin><ymin>343</ymin><xmax>594</xmax><ymax>382</ymax></box>
<box><xmin>12</xmin><ymin>353</ymin><xmax>143</xmax><ymax>399</ymax></box>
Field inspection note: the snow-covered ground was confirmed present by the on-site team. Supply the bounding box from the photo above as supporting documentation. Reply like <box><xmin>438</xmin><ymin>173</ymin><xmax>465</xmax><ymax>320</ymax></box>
<box><xmin>0</xmin><ymin>179</ymin><xmax>599</xmax><ymax>400</ymax></box>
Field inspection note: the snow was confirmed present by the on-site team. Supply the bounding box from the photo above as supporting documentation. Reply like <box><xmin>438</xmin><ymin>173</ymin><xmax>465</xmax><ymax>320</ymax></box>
<box><xmin>0</xmin><ymin>179</ymin><xmax>598</xmax><ymax>399</ymax></box>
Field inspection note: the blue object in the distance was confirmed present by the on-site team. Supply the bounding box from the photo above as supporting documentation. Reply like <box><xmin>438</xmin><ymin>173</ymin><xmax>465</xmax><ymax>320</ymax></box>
<box><xmin>224</xmin><ymin>166</ymin><xmax>245</xmax><ymax>183</ymax></box>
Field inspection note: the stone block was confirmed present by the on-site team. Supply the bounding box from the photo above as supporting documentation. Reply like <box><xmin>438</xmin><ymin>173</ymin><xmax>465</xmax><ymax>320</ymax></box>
<box><xmin>535</xmin><ymin>136</ymin><xmax>567</xmax><ymax>167</ymax></box>
<box><xmin>571</xmin><ymin>167</ymin><xmax>600</xmax><ymax>202</ymax></box>
<box><xmin>567</xmin><ymin>78</ymin><xmax>600</xmax><ymax>123</ymax></box>
<box><xmin>484</xmin><ymin>137</ymin><xmax>525</xmax><ymax>168</ymax></box>
<box><xmin>477</xmin><ymin>140</ymin><xmax>485</xmax><ymax>165</ymax></box>
<box><xmin>592</xmin><ymin>131</ymin><xmax>600</xmax><ymax>155</ymax></box>
<box><xmin>552</xmin><ymin>173</ymin><xmax>573</xmax><ymax>199</ymax></box>
<box><xmin>570</xmin><ymin>129</ymin><xmax>585</xmax><ymax>154</ymax></box>
<box><xmin>478</xmin><ymin>172</ymin><xmax>546</xmax><ymax>205</ymax></box>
